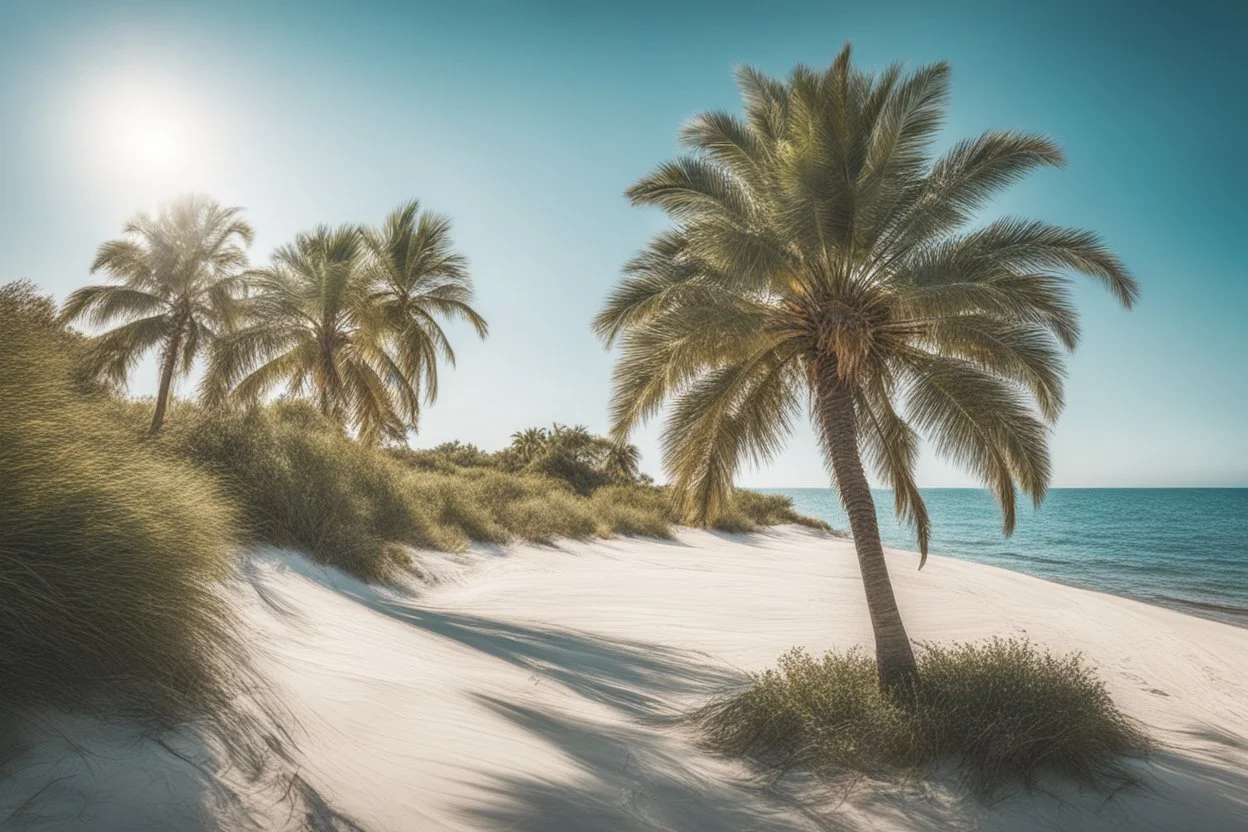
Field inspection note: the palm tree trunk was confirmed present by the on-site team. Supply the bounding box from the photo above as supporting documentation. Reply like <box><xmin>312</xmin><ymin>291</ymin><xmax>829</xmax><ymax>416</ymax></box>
<box><xmin>149</xmin><ymin>323</ymin><xmax>184</xmax><ymax>435</ymax></box>
<box><xmin>815</xmin><ymin>362</ymin><xmax>918</xmax><ymax>691</ymax></box>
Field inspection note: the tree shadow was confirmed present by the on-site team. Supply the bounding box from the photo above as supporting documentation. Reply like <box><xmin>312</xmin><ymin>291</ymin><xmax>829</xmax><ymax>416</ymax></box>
<box><xmin>293</xmin><ymin>773</ymin><xmax>373</xmax><ymax>832</ymax></box>
<box><xmin>456</xmin><ymin>696</ymin><xmax>842</xmax><ymax>832</ymax></box>
<box><xmin>263</xmin><ymin>550</ymin><xmax>744</xmax><ymax>721</ymax></box>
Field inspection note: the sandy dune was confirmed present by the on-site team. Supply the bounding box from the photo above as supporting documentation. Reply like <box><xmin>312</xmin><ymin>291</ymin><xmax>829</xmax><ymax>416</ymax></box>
<box><xmin>3</xmin><ymin>526</ymin><xmax>1247</xmax><ymax>830</ymax></box>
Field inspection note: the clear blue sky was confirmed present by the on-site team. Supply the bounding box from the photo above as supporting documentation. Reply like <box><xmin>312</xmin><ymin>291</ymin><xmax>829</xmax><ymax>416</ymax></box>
<box><xmin>2</xmin><ymin>0</ymin><xmax>1244</xmax><ymax>487</ymax></box>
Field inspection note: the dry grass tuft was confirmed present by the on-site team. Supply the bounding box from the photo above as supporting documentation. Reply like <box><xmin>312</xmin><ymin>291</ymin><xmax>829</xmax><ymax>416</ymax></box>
<box><xmin>694</xmin><ymin>636</ymin><xmax>1150</xmax><ymax>796</ymax></box>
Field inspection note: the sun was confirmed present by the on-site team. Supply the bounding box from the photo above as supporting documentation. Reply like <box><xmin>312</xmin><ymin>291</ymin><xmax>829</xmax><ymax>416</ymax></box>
<box><xmin>120</xmin><ymin>110</ymin><xmax>186</xmax><ymax>171</ymax></box>
<box><xmin>88</xmin><ymin>74</ymin><xmax>202</xmax><ymax>182</ymax></box>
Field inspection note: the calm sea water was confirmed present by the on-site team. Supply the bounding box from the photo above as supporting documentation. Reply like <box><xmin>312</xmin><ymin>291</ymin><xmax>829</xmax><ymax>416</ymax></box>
<box><xmin>763</xmin><ymin>488</ymin><xmax>1248</xmax><ymax>627</ymax></box>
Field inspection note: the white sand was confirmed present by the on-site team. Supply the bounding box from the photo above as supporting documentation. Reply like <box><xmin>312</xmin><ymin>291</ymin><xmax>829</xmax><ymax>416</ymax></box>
<box><xmin>3</xmin><ymin>526</ymin><xmax>1247</xmax><ymax>830</ymax></box>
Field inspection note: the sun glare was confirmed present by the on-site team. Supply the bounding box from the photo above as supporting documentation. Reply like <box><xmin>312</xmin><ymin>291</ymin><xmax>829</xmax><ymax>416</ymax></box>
<box><xmin>119</xmin><ymin>110</ymin><xmax>185</xmax><ymax>170</ymax></box>
<box><xmin>87</xmin><ymin>75</ymin><xmax>204</xmax><ymax>184</ymax></box>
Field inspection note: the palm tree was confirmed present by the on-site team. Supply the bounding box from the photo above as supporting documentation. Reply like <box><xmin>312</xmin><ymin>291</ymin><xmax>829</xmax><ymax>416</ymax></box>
<box><xmin>205</xmin><ymin>225</ymin><xmax>407</xmax><ymax>443</ymax></box>
<box><xmin>599</xmin><ymin>439</ymin><xmax>642</xmax><ymax>483</ymax></box>
<box><xmin>594</xmin><ymin>46</ymin><xmax>1137</xmax><ymax>689</ymax></box>
<box><xmin>362</xmin><ymin>200</ymin><xmax>488</xmax><ymax>409</ymax></box>
<box><xmin>510</xmin><ymin>426</ymin><xmax>551</xmax><ymax>463</ymax></box>
<box><xmin>60</xmin><ymin>195</ymin><xmax>253</xmax><ymax>433</ymax></box>
<box><xmin>208</xmin><ymin>205</ymin><xmax>486</xmax><ymax>444</ymax></box>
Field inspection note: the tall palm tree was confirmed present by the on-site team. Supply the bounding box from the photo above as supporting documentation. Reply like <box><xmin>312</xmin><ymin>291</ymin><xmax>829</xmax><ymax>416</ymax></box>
<box><xmin>205</xmin><ymin>225</ymin><xmax>408</xmax><ymax>443</ymax></box>
<box><xmin>362</xmin><ymin>200</ymin><xmax>488</xmax><ymax>408</ymax></box>
<box><xmin>595</xmin><ymin>46</ymin><xmax>1137</xmax><ymax>689</ymax></box>
<box><xmin>60</xmin><ymin>195</ymin><xmax>253</xmax><ymax>433</ymax></box>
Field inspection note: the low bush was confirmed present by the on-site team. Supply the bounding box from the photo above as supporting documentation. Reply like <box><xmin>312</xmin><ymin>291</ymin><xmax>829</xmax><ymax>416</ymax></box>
<box><xmin>161</xmin><ymin>402</ymin><xmax>831</xmax><ymax>582</ymax></box>
<box><xmin>589</xmin><ymin>484</ymin><xmax>678</xmax><ymax>538</ymax></box>
<box><xmin>694</xmin><ymin>637</ymin><xmax>1150</xmax><ymax>796</ymax></box>
<box><xmin>160</xmin><ymin>402</ymin><xmax>457</xmax><ymax>582</ymax></box>
<box><xmin>0</xmin><ymin>283</ymin><xmax>245</xmax><ymax>732</ymax></box>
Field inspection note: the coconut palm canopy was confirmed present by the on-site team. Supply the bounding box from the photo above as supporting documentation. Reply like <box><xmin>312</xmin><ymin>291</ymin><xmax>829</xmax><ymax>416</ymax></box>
<box><xmin>59</xmin><ymin>195</ymin><xmax>254</xmax><ymax>433</ymax></box>
<box><xmin>206</xmin><ymin>202</ymin><xmax>487</xmax><ymax>444</ymax></box>
<box><xmin>595</xmin><ymin>45</ymin><xmax>1137</xmax><ymax>685</ymax></box>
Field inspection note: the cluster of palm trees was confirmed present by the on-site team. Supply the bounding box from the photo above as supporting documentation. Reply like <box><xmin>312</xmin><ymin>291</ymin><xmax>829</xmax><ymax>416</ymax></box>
<box><xmin>62</xmin><ymin>197</ymin><xmax>486</xmax><ymax>442</ymax></box>
<box><xmin>60</xmin><ymin>46</ymin><xmax>1137</xmax><ymax>690</ymax></box>
<box><xmin>509</xmin><ymin>423</ymin><xmax>643</xmax><ymax>483</ymax></box>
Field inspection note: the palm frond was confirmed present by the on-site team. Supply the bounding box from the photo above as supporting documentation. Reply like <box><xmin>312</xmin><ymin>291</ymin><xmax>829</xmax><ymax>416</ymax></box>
<box><xmin>663</xmin><ymin>353</ymin><xmax>800</xmax><ymax>524</ymax></box>
<box><xmin>900</xmin><ymin>351</ymin><xmax>1051</xmax><ymax>534</ymax></box>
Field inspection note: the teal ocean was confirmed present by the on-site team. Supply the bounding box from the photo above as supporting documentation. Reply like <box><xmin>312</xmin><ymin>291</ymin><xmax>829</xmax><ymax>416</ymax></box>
<box><xmin>763</xmin><ymin>488</ymin><xmax>1248</xmax><ymax>627</ymax></box>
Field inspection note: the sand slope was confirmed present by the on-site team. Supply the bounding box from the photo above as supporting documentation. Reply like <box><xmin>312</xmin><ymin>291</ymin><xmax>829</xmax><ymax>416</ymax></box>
<box><xmin>3</xmin><ymin>526</ymin><xmax>1247</xmax><ymax>830</ymax></box>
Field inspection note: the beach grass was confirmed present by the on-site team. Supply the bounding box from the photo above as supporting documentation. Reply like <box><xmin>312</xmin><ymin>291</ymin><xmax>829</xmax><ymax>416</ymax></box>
<box><xmin>694</xmin><ymin>636</ymin><xmax>1151</xmax><ymax>796</ymax></box>
<box><xmin>0</xmin><ymin>283</ymin><xmax>247</xmax><ymax>736</ymax></box>
<box><xmin>160</xmin><ymin>400</ymin><xmax>822</xmax><ymax>582</ymax></box>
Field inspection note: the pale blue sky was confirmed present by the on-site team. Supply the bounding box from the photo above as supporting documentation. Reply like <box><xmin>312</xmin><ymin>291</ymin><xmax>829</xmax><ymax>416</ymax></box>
<box><xmin>1</xmin><ymin>0</ymin><xmax>1244</xmax><ymax>487</ymax></box>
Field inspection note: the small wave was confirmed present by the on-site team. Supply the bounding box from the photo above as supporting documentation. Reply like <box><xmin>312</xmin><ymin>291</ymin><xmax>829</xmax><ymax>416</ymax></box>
<box><xmin>1146</xmin><ymin>594</ymin><xmax>1248</xmax><ymax>623</ymax></box>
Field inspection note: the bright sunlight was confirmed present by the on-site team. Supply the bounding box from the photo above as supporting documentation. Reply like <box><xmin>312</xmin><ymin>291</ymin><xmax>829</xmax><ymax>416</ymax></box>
<box><xmin>89</xmin><ymin>75</ymin><xmax>202</xmax><ymax>183</ymax></box>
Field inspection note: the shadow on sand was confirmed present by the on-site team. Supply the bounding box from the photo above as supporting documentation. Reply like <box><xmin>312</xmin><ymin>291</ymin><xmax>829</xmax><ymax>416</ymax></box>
<box><xmin>249</xmin><ymin>549</ymin><xmax>1248</xmax><ymax>832</ymax></box>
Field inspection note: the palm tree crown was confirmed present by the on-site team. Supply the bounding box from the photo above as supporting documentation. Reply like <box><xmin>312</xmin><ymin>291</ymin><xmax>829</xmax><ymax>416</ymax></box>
<box><xmin>60</xmin><ymin>194</ymin><xmax>253</xmax><ymax>433</ymax></box>
<box><xmin>362</xmin><ymin>200</ymin><xmax>489</xmax><ymax>406</ymax></box>
<box><xmin>208</xmin><ymin>202</ymin><xmax>486</xmax><ymax>444</ymax></box>
<box><xmin>595</xmin><ymin>46</ymin><xmax>1137</xmax><ymax>686</ymax></box>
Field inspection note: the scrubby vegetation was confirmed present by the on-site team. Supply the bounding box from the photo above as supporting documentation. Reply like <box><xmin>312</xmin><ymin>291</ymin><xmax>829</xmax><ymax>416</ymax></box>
<box><xmin>0</xmin><ymin>283</ymin><xmax>245</xmax><ymax>731</ymax></box>
<box><xmin>1</xmin><ymin>276</ymin><xmax>826</xmax><ymax>744</ymax></box>
<box><xmin>695</xmin><ymin>637</ymin><xmax>1150</xmax><ymax>796</ymax></box>
<box><xmin>158</xmin><ymin>402</ymin><xmax>827</xmax><ymax>582</ymax></box>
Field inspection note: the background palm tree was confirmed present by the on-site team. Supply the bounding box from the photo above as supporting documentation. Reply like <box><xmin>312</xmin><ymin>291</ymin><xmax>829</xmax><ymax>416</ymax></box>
<box><xmin>595</xmin><ymin>46</ymin><xmax>1137</xmax><ymax>689</ymax></box>
<box><xmin>510</xmin><ymin>426</ymin><xmax>551</xmax><ymax>463</ymax></box>
<box><xmin>205</xmin><ymin>225</ymin><xmax>406</xmax><ymax>443</ymax></box>
<box><xmin>600</xmin><ymin>440</ymin><xmax>642</xmax><ymax>483</ymax></box>
<box><xmin>60</xmin><ymin>195</ymin><xmax>253</xmax><ymax>433</ymax></box>
<box><xmin>209</xmin><ymin>204</ymin><xmax>486</xmax><ymax>444</ymax></box>
<box><xmin>362</xmin><ymin>200</ymin><xmax>488</xmax><ymax>409</ymax></box>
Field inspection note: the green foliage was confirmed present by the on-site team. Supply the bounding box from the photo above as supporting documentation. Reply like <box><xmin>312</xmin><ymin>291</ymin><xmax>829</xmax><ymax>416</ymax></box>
<box><xmin>720</xmin><ymin>490</ymin><xmax>833</xmax><ymax>533</ymax></box>
<box><xmin>695</xmin><ymin>637</ymin><xmax>1150</xmax><ymax>796</ymax></box>
<box><xmin>162</xmin><ymin>402</ymin><xmax>822</xmax><ymax>581</ymax></box>
<box><xmin>503</xmin><ymin>424</ymin><xmax>643</xmax><ymax>494</ymax></box>
<box><xmin>161</xmin><ymin>402</ymin><xmax>450</xmax><ymax>582</ymax></box>
<box><xmin>596</xmin><ymin>45</ymin><xmax>1137</xmax><ymax>555</ymax></box>
<box><xmin>0</xmin><ymin>282</ymin><xmax>244</xmax><ymax>729</ymax></box>
<box><xmin>589</xmin><ymin>485</ymin><xmax>678</xmax><ymax>538</ymax></box>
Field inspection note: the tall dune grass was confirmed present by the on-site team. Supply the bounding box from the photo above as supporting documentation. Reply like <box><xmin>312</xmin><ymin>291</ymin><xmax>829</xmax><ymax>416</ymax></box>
<box><xmin>0</xmin><ymin>284</ymin><xmax>246</xmax><ymax>736</ymax></box>
<box><xmin>161</xmin><ymin>402</ymin><xmax>826</xmax><ymax>581</ymax></box>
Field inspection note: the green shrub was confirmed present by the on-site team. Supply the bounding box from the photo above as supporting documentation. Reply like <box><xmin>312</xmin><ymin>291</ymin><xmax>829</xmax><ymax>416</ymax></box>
<box><xmin>523</xmin><ymin>446</ymin><xmax>613</xmax><ymax>496</ymax></box>
<box><xmin>0</xmin><ymin>283</ymin><xmax>244</xmax><ymax>731</ymax></box>
<box><xmin>406</xmin><ymin>472</ymin><xmax>508</xmax><ymax>546</ymax></box>
<box><xmin>160</xmin><ymin>400</ymin><xmax>831</xmax><ymax>581</ymax></box>
<box><xmin>466</xmin><ymin>469</ymin><xmax>600</xmax><ymax>543</ymax></box>
<box><xmin>694</xmin><ymin>637</ymin><xmax>1150</xmax><ymax>796</ymax></box>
